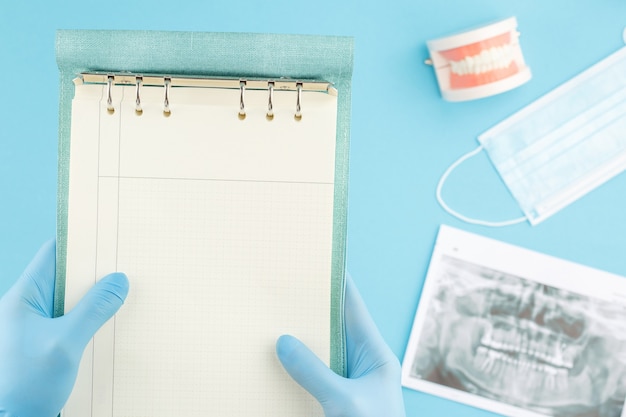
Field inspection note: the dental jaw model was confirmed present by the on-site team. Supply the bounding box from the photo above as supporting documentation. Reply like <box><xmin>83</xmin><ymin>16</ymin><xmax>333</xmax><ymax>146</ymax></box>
<box><xmin>426</xmin><ymin>17</ymin><xmax>532</xmax><ymax>101</ymax></box>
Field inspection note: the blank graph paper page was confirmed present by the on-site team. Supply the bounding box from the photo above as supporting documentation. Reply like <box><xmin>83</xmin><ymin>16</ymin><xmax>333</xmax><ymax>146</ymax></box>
<box><xmin>62</xmin><ymin>80</ymin><xmax>338</xmax><ymax>416</ymax></box>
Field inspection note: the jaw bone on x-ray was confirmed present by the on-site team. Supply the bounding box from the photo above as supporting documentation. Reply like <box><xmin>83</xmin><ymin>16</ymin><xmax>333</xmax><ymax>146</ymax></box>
<box><xmin>403</xmin><ymin>227</ymin><xmax>626</xmax><ymax>417</ymax></box>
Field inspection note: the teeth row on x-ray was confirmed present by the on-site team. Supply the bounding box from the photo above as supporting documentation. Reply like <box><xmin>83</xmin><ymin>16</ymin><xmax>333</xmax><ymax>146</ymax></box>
<box><xmin>488</xmin><ymin>295</ymin><xmax>585</xmax><ymax>338</ymax></box>
<box><xmin>479</xmin><ymin>325</ymin><xmax>576</xmax><ymax>369</ymax></box>
<box><xmin>474</xmin><ymin>346</ymin><xmax>569</xmax><ymax>390</ymax></box>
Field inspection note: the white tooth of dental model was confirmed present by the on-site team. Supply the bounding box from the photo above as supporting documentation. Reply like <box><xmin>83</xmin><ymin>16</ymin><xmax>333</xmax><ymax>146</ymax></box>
<box><xmin>447</xmin><ymin>45</ymin><xmax>518</xmax><ymax>76</ymax></box>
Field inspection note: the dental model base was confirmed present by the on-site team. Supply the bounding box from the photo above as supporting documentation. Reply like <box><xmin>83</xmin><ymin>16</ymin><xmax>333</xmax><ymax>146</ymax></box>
<box><xmin>426</xmin><ymin>17</ymin><xmax>532</xmax><ymax>101</ymax></box>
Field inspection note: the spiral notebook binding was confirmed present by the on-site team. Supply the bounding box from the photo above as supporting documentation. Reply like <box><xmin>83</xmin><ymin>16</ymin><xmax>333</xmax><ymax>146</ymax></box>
<box><xmin>76</xmin><ymin>72</ymin><xmax>336</xmax><ymax>120</ymax></box>
<box><xmin>134</xmin><ymin>76</ymin><xmax>143</xmax><ymax>115</ymax></box>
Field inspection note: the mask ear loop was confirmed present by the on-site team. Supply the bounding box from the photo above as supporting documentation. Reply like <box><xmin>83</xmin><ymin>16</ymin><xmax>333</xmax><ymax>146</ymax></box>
<box><xmin>436</xmin><ymin>145</ymin><xmax>527</xmax><ymax>227</ymax></box>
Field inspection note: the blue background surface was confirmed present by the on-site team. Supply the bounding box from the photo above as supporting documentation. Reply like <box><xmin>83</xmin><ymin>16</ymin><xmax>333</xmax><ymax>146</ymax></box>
<box><xmin>1</xmin><ymin>1</ymin><xmax>625</xmax><ymax>416</ymax></box>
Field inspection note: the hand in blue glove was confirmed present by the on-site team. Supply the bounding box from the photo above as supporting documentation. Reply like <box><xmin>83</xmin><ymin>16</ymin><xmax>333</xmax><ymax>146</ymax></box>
<box><xmin>276</xmin><ymin>275</ymin><xmax>406</xmax><ymax>417</ymax></box>
<box><xmin>0</xmin><ymin>240</ymin><xmax>129</xmax><ymax>417</ymax></box>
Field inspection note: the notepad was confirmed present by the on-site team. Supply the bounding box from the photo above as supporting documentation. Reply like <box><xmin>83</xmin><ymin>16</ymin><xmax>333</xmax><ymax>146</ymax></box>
<box><xmin>55</xmin><ymin>30</ymin><xmax>353</xmax><ymax>417</ymax></box>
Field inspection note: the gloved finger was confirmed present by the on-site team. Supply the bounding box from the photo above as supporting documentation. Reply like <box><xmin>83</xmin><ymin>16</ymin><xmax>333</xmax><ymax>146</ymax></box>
<box><xmin>64</xmin><ymin>272</ymin><xmax>129</xmax><ymax>346</ymax></box>
<box><xmin>344</xmin><ymin>274</ymin><xmax>395</xmax><ymax>375</ymax></box>
<box><xmin>8</xmin><ymin>239</ymin><xmax>56</xmax><ymax>317</ymax></box>
<box><xmin>276</xmin><ymin>334</ymin><xmax>341</xmax><ymax>402</ymax></box>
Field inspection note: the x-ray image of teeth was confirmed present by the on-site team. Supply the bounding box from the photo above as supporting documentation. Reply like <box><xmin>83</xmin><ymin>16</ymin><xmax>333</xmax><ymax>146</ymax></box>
<box><xmin>405</xmin><ymin>255</ymin><xmax>626</xmax><ymax>417</ymax></box>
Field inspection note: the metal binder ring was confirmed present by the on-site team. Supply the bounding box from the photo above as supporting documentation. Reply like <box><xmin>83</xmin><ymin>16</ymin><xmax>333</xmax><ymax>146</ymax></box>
<box><xmin>266</xmin><ymin>82</ymin><xmax>274</xmax><ymax>121</ymax></box>
<box><xmin>106</xmin><ymin>75</ymin><xmax>115</xmax><ymax>114</ymax></box>
<box><xmin>238</xmin><ymin>81</ymin><xmax>246</xmax><ymax>120</ymax></box>
<box><xmin>163</xmin><ymin>77</ymin><xmax>171</xmax><ymax>117</ymax></box>
<box><xmin>135</xmin><ymin>76</ymin><xmax>143</xmax><ymax>115</ymax></box>
<box><xmin>294</xmin><ymin>82</ymin><xmax>303</xmax><ymax>121</ymax></box>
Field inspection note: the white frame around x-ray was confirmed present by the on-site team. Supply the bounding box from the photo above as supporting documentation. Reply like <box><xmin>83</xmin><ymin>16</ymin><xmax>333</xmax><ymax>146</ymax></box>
<box><xmin>402</xmin><ymin>225</ymin><xmax>626</xmax><ymax>417</ymax></box>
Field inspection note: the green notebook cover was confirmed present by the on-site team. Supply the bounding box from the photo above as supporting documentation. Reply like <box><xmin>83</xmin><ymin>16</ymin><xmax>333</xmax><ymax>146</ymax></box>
<box><xmin>55</xmin><ymin>29</ymin><xmax>353</xmax><ymax>378</ymax></box>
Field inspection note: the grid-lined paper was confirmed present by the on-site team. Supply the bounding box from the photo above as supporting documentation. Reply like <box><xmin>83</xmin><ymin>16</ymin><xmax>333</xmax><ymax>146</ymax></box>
<box><xmin>63</xmin><ymin>82</ymin><xmax>338</xmax><ymax>416</ymax></box>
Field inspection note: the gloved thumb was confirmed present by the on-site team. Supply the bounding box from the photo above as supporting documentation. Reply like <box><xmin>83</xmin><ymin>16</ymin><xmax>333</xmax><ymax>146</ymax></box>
<box><xmin>276</xmin><ymin>334</ymin><xmax>341</xmax><ymax>404</ymax></box>
<box><xmin>64</xmin><ymin>272</ymin><xmax>129</xmax><ymax>347</ymax></box>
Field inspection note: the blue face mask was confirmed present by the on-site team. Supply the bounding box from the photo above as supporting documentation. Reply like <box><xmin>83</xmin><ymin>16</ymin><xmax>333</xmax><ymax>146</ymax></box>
<box><xmin>438</xmin><ymin>32</ymin><xmax>626</xmax><ymax>227</ymax></box>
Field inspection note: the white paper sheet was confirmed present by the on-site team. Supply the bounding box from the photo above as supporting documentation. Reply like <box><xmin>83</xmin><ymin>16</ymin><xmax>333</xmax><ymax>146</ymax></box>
<box><xmin>63</xmin><ymin>82</ymin><xmax>338</xmax><ymax>416</ymax></box>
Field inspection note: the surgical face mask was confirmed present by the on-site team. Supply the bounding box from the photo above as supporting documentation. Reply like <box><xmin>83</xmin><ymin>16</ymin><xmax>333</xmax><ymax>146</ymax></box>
<box><xmin>438</xmin><ymin>32</ymin><xmax>626</xmax><ymax>227</ymax></box>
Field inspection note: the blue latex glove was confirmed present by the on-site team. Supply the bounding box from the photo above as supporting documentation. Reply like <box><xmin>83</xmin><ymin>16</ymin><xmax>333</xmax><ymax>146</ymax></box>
<box><xmin>0</xmin><ymin>240</ymin><xmax>129</xmax><ymax>417</ymax></box>
<box><xmin>276</xmin><ymin>275</ymin><xmax>406</xmax><ymax>417</ymax></box>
